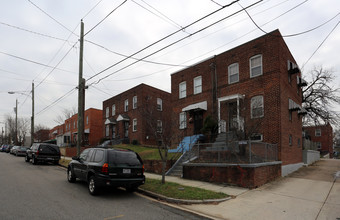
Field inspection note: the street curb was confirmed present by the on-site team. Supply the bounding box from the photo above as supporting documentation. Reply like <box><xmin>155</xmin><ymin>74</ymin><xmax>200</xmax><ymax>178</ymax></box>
<box><xmin>138</xmin><ymin>188</ymin><xmax>231</xmax><ymax>205</ymax></box>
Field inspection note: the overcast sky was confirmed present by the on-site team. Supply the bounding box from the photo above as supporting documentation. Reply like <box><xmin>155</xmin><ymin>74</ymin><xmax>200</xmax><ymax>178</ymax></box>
<box><xmin>0</xmin><ymin>0</ymin><xmax>339</xmax><ymax>130</ymax></box>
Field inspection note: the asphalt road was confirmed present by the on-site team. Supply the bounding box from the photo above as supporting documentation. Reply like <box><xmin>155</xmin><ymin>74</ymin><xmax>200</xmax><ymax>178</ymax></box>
<box><xmin>0</xmin><ymin>153</ymin><xmax>209</xmax><ymax>220</ymax></box>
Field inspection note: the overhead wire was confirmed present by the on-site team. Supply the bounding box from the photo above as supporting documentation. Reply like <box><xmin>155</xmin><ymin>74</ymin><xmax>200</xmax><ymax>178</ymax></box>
<box><xmin>86</xmin><ymin>0</ymin><xmax>241</xmax><ymax>83</ymax></box>
<box><xmin>131</xmin><ymin>0</ymin><xmax>184</xmax><ymax>31</ymax></box>
<box><xmin>88</xmin><ymin>0</ymin><xmax>262</xmax><ymax>86</ymax></box>
<box><xmin>239</xmin><ymin>0</ymin><xmax>340</xmax><ymax>38</ymax></box>
<box><xmin>85</xmin><ymin>40</ymin><xmax>188</xmax><ymax>67</ymax></box>
<box><xmin>84</xmin><ymin>0</ymin><xmax>128</xmax><ymax>36</ymax></box>
<box><xmin>82</xmin><ymin>0</ymin><xmax>104</xmax><ymax>20</ymax></box>
<box><xmin>0</xmin><ymin>50</ymin><xmax>76</xmax><ymax>74</ymax></box>
<box><xmin>301</xmin><ymin>21</ymin><xmax>340</xmax><ymax>70</ymax></box>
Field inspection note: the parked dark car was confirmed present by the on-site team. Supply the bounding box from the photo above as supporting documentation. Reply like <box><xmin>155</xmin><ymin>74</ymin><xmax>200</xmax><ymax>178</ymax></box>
<box><xmin>67</xmin><ymin>148</ymin><xmax>145</xmax><ymax>195</ymax></box>
<box><xmin>15</xmin><ymin>146</ymin><xmax>28</xmax><ymax>156</ymax></box>
<box><xmin>6</xmin><ymin>145</ymin><xmax>13</xmax><ymax>153</ymax></box>
<box><xmin>25</xmin><ymin>143</ymin><xmax>61</xmax><ymax>165</ymax></box>
<box><xmin>0</xmin><ymin>145</ymin><xmax>8</xmax><ymax>152</ymax></box>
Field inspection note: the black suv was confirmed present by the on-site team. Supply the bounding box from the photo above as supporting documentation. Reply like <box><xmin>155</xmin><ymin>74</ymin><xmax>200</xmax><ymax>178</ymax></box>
<box><xmin>67</xmin><ymin>148</ymin><xmax>145</xmax><ymax>195</ymax></box>
<box><xmin>25</xmin><ymin>143</ymin><xmax>61</xmax><ymax>165</ymax></box>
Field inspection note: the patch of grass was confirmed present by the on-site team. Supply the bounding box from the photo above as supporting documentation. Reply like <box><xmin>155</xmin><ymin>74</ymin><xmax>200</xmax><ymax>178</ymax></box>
<box><xmin>114</xmin><ymin>144</ymin><xmax>180</xmax><ymax>161</ymax></box>
<box><xmin>140</xmin><ymin>178</ymin><xmax>227</xmax><ymax>200</ymax></box>
<box><xmin>59</xmin><ymin>158</ymin><xmax>71</xmax><ymax>167</ymax></box>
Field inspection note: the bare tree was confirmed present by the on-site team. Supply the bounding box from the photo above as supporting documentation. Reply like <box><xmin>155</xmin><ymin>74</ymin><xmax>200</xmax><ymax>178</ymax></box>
<box><xmin>140</xmin><ymin>99</ymin><xmax>180</xmax><ymax>184</ymax></box>
<box><xmin>4</xmin><ymin>114</ymin><xmax>30</xmax><ymax>145</ymax></box>
<box><xmin>54</xmin><ymin>106</ymin><xmax>77</xmax><ymax>124</ymax></box>
<box><xmin>302</xmin><ymin>66</ymin><xmax>340</xmax><ymax>126</ymax></box>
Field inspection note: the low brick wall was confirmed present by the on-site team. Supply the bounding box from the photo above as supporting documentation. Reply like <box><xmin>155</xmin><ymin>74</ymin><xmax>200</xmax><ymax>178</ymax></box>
<box><xmin>60</xmin><ymin>147</ymin><xmax>92</xmax><ymax>157</ymax></box>
<box><xmin>143</xmin><ymin>160</ymin><xmax>176</xmax><ymax>174</ymax></box>
<box><xmin>183</xmin><ymin>162</ymin><xmax>282</xmax><ymax>188</ymax></box>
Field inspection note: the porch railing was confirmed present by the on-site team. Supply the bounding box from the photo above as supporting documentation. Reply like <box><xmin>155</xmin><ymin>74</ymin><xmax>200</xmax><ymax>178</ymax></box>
<box><xmin>190</xmin><ymin>141</ymin><xmax>278</xmax><ymax>164</ymax></box>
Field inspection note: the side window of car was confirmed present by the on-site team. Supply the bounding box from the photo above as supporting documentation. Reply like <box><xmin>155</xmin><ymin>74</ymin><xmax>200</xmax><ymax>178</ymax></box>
<box><xmin>86</xmin><ymin>149</ymin><xmax>95</xmax><ymax>162</ymax></box>
<box><xmin>93</xmin><ymin>150</ymin><xmax>104</xmax><ymax>162</ymax></box>
<box><xmin>79</xmin><ymin>149</ymin><xmax>90</xmax><ymax>161</ymax></box>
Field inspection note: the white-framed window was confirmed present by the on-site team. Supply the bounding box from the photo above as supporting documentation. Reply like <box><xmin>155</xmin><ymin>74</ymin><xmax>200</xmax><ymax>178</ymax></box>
<box><xmin>193</xmin><ymin>76</ymin><xmax>202</xmax><ymax>94</ymax></box>
<box><xmin>157</xmin><ymin>98</ymin><xmax>162</xmax><ymax>111</ymax></box>
<box><xmin>179</xmin><ymin>112</ymin><xmax>187</xmax><ymax>129</ymax></box>
<box><xmin>112</xmin><ymin>104</ymin><xmax>116</xmax><ymax>116</ymax></box>
<box><xmin>105</xmin><ymin>125</ymin><xmax>109</xmax><ymax>137</ymax></box>
<box><xmin>86</xmin><ymin>116</ymin><xmax>89</xmax><ymax>125</ymax></box>
<box><xmin>133</xmin><ymin>96</ymin><xmax>137</xmax><ymax>109</ymax></box>
<box><xmin>105</xmin><ymin>107</ymin><xmax>109</xmax><ymax>118</ymax></box>
<box><xmin>124</xmin><ymin>99</ymin><xmax>129</xmax><ymax>112</ymax></box>
<box><xmin>179</xmin><ymin>81</ymin><xmax>186</xmax><ymax>99</ymax></box>
<box><xmin>228</xmin><ymin>63</ymin><xmax>239</xmax><ymax>84</ymax></box>
<box><xmin>157</xmin><ymin>120</ymin><xmax>162</xmax><ymax>133</ymax></box>
<box><xmin>315</xmin><ymin>129</ymin><xmax>321</xmax><ymax>137</ymax></box>
<box><xmin>133</xmin><ymin>119</ymin><xmax>137</xmax><ymax>132</ymax></box>
<box><xmin>250</xmin><ymin>54</ymin><xmax>262</xmax><ymax>78</ymax></box>
<box><xmin>251</xmin><ymin>95</ymin><xmax>264</xmax><ymax>118</ymax></box>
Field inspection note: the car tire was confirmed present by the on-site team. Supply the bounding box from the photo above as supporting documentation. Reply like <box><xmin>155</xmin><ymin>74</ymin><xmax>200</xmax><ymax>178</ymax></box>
<box><xmin>88</xmin><ymin>176</ymin><xmax>99</xmax><ymax>196</ymax></box>
<box><xmin>67</xmin><ymin>168</ymin><xmax>76</xmax><ymax>183</ymax></box>
<box><xmin>32</xmin><ymin>156</ymin><xmax>37</xmax><ymax>165</ymax></box>
<box><xmin>54</xmin><ymin>160</ymin><xmax>59</xmax><ymax>165</ymax></box>
<box><xmin>25</xmin><ymin>155</ymin><xmax>30</xmax><ymax>162</ymax></box>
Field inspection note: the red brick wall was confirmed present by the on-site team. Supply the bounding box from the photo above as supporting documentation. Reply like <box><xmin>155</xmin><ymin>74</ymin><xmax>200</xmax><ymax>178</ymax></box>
<box><xmin>102</xmin><ymin>83</ymin><xmax>171</xmax><ymax>146</ymax></box>
<box><xmin>143</xmin><ymin>160</ymin><xmax>176</xmax><ymax>174</ymax></box>
<box><xmin>183</xmin><ymin>163</ymin><xmax>281</xmax><ymax>188</ymax></box>
<box><xmin>171</xmin><ymin>30</ymin><xmax>303</xmax><ymax>166</ymax></box>
<box><xmin>303</xmin><ymin>124</ymin><xmax>333</xmax><ymax>157</ymax></box>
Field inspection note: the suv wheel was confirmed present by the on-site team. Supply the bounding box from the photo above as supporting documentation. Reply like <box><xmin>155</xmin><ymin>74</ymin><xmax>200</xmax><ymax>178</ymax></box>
<box><xmin>67</xmin><ymin>168</ymin><xmax>76</xmax><ymax>183</ymax></box>
<box><xmin>32</xmin><ymin>156</ymin><xmax>37</xmax><ymax>165</ymax></box>
<box><xmin>88</xmin><ymin>176</ymin><xmax>99</xmax><ymax>196</ymax></box>
<box><xmin>25</xmin><ymin>155</ymin><xmax>30</xmax><ymax>162</ymax></box>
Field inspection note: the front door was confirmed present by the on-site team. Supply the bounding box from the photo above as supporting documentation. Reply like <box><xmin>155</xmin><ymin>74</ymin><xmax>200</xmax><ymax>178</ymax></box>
<box><xmin>228</xmin><ymin>102</ymin><xmax>237</xmax><ymax>131</ymax></box>
<box><xmin>112</xmin><ymin>125</ymin><xmax>116</xmax><ymax>139</ymax></box>
<box><xmin>193</xmin><ymin>111</ymin><xmax>203</xmax><ymax>134</ymax></box>
<box><xmin>124</xmin><ymin>122</ymin><xmax>129</xmax><ymax>138</ymax></box>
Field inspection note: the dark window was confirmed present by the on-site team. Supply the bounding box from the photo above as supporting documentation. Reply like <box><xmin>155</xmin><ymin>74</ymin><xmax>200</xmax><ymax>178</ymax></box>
<box><xmin>79</xmin><ymin>149</ymin><xmax>90</xmax><ymax>161</ymax></box>
<box><xmin>93</xmin><ymin>150</ymin><xmax>104</xmax><ymax>162</ymax></box>
<box><xmin>40</xmin><ymin>144</ymin><xmax>60</xmax><ymax>154</ymax></box>
<box><xmin>108</xmin><ymin>150</ymin><xmax>141</xmax><ymax>165</ymax></box>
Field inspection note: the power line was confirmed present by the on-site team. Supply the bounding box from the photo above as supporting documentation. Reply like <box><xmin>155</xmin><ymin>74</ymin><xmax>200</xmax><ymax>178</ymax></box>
<box><xmin>0</xmin><ymin>21</ymin><xmax>76</xmax><ymax>43</ymax></box>
<box><xmin>27</xmin><ymin>0</ymin><xmax>77</xmax><ymax>36</ymax></box>
<box><xmin>132</xmin><ymin>0</ymin><xmax>184</xmax><ymax>31</ymax></box>
<box><xmin>35</xmin><ymin>41</ymin><xmax>78</xmax><ymax>89</ymax></box>
<box><xmin>84</xmin><ymin>0</ymin><xmax>128</xmax><ymax>36</ymax></box>
<box><xmin>0</xmin><ymin>50</ymin><xmax>76</xmax><ymax>74</ymax></box>
<box><xmin>86</xmin><ymin>0</ymin><xmax>241</xmax><ymax>82</ymax></box>
<box><xmin>88</xmin><ymin>0</ymin><xmax>262</xmax><ymax>86</ymax></box>
<box><xmin>239</xmin><ymin>1</ymin><xmax>340</xmax><ymax>38</ymax></box>
<box><xmin>85</xmin><ymin>40</ymin><xmax>188</xmax><ymax>67</ymax></box>
<box><xmin>302</xmin><ymin>21</ymin><xmax>340</xmax><ymax>70</ymax></box>
<box><xmin>82</xmin><ymin>0</ymin><xmax>104</xmax><ymax>20</ymax></box>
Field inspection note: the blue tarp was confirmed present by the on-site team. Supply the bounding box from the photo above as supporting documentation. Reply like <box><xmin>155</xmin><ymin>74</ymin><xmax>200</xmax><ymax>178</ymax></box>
<box><xmin>168</xmin><ymin>134</ymin><xmax>204</xmax><ymax>153</ymax></box>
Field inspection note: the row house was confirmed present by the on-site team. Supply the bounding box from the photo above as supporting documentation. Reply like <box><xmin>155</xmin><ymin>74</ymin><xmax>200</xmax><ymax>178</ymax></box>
<box><xmin>303</xmin><ymin>123</ymin><xmax>333</xmax><ymax>158</ymax></box>
<box><xmin>171</xmin><ymin>30</ymin><xmax>307</xmax><ymax>174</ymax></box>
<box><xmin>103</xmin><ymin>83</ymin><xmax>171</xmax><ymax>146</ymax></box>
<box><xmin>52</xmin><ymin>108</ymin><xmax>103</xmax><ymax>147</ymax></box>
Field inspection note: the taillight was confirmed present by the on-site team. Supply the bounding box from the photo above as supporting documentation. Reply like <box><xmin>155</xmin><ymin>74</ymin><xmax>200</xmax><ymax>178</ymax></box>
<box><xmin>102</xmin><ymin>163</ymin><xmax>109</xmax><ymax>174</ymax></box>
<box><xmin>142</xmin><ymin>165</ymin><xmax>145</xmax><ymax>174</ymax></box>
<box><xmin>36</xmin><ymin>150</ymin><xmax>39</xmax><ymax>155</ymax></box>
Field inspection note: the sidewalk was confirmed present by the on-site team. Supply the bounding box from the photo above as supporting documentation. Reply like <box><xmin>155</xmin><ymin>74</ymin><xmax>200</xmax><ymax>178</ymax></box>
<box><xmin>175</xmin><ymin>159</ymin><xmax>340</xmax><ymax>220</ymax></box>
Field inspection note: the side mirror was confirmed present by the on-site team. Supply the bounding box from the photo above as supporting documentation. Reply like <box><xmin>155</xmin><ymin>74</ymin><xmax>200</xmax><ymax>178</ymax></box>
<box><xmin>72</xmin><ymin>156</ymin><xmax>80</xmax><ymax>161</ymax></box>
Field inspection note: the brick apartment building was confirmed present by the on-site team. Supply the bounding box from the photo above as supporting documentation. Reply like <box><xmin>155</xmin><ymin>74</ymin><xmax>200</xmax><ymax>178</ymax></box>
<box><xmin>103</xmin><ymin>83</ymin><xmax>171</xmax><ymax>146</ymax></box>
<box><xmin>171</xmin><ymin>30</ymin><xmax>307</xmax><ymax>173</ymax></box>
<box><xmin>51</xmin><ymin>108</ymin><xmax>103</xmax><ymax>147</ymax></box>
<box><xmin>303</xmin><ymin>123</ymin><xmax>334</xmax><ymax>158</ymax></box>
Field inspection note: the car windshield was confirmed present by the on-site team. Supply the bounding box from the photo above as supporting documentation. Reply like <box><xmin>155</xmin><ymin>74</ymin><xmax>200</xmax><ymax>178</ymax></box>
<box><xmin>108</xmin><ymin>150</ymin><xmax>141</xmax><ymax>166</ymax></box>
<box><xmin>41</xmin><ymin>145</ymin><xmax>60</xmax><ymax>153</ymax></box>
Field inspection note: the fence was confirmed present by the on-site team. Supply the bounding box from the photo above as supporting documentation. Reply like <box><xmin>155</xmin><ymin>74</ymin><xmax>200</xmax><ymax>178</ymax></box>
<box><xmin>190</xmin><ymin>141</ymin><xmax>278</xmax><ymax>164</ymax></box>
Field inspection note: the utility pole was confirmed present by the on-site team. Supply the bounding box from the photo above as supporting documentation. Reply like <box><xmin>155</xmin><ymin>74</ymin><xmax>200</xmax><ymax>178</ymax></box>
<box><xmin>77</xmin><ymin>20</ymin><xmax>85</xmax><ymax>157</ymax></box>
<box><xmin>31</xmin><ymin>82</ymin><xmax>34</xmax><ymax>146</ymax></box>
<box><xmin>15</xmin><ymin>99</ymin><xmax>18</xmax><ymax>145</ymax></box>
